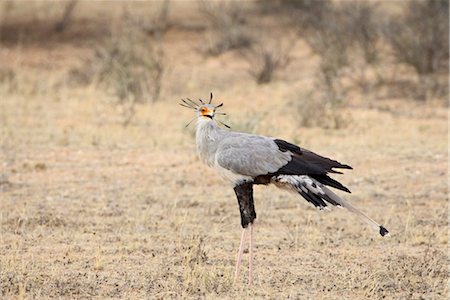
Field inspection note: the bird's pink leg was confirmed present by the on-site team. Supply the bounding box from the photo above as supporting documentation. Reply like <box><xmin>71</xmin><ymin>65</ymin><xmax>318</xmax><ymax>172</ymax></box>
<box><xmin>234</xmin><ymin>227</ymin><xmax>247</xmax><ymax>283</ymax></box>
<box><xmin>249</xmin><ymin>222</ymin><xmax>254</xmax><ymax>285</ymax></box>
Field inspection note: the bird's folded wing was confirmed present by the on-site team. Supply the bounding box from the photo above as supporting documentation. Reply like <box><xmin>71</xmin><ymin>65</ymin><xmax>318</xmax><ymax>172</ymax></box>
<box><xmin>215</xmin><ymin>135</ymin><xmax>352</xmax><ymax>181</ymax></box>
<box><xmin>215</xmin><ymin>134</ymin><xmax>292</xmax><ymax>177</ymax></box>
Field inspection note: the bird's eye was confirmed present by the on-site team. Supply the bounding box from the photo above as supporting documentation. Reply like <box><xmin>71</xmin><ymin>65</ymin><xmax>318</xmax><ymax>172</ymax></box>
<box><xmin>200</xmin><ymin>108</ymin><xmax>206</xmax><ymax>113</ymax></box>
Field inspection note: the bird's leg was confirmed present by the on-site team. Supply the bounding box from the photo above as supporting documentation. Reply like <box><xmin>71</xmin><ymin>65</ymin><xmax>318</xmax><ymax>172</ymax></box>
<box><xmin>233</xmin><ymin>182</ymin><xmax>256</xmax><ymax>285</ymax></box>
<box><xmin>234</xmin><ymin>227</ymin><xmax>247</xmax><ymax>283</ymax></box>
<box><xmin>249</xmin><ymin>222</ymin><xmax>254</xmax><ymax>285</ymax></box>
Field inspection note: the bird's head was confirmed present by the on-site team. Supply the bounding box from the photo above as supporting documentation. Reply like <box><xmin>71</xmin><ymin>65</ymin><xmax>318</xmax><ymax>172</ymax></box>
<box><xmin>197</xmin><ymin>103</ymin><xmax>216</xmax><ymax>120</ymax></box>
<box><xmin>179</xmin><ymin>93</ymin><xmax>229</xmax><ymax>128</ymax></box>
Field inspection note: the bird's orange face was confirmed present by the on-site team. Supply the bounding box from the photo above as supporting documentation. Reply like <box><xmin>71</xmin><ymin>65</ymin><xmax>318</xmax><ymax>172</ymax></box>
<box><xmin>198</xmin><ymin>105</ymin><xmax>215</xmax><ymax>119</ymax></box>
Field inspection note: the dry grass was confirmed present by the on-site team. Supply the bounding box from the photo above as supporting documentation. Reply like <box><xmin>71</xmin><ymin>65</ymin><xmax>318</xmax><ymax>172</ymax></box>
<box><xmin>0</xmin><ymin>2</ymin><xmax>448</xmax><ymax>299</ymax></box>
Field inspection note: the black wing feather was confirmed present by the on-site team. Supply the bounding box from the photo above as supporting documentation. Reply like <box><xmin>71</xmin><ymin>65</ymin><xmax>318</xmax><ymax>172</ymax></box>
<box><xmin>309</xmin><ymin>174</ymin><xmax>351</xmax><ymax>193</ymax></box>
<box><xmin>273</xmin><ymin>139</ymin><xmax>352</xmax><ymax>193</ymax></box>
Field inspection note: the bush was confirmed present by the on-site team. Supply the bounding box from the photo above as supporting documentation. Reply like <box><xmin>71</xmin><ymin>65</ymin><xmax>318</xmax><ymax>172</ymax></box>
<box><xmin>94</xmin><ymin>27</ymin><xmax>164</xmax><ymax>105</ymax></box>
<box><xmin>242</xmin><ymin>39</ymin><xmax>292</xmax><ymax>84</ymax></box>
<box><xmin>383</xmin><ymin>0</ymin><xmax>449</xmax><ymax>100</ymax></box>
<box><xmin>199</xmin><ymin>1</ymin><xmax>252</xmax><ymax>55</ymax></box>
<box><xmin>68</xmin><ymin>26</ymin><xmax>164</xmax><ymax>99</ymax></box>
<box><xmin>124</xmin><ymin>0</ymin><xmax>171</xmax><ymax>38</ymax></box>
<box><xmin>342</xmin><ymin>2</ymin><xmax>380</xmax><ymax>65</ymax></box>
<box><xmin>384</xmin><ymin>0</ymin><xmax>448</xmax><ymax>75</ymax></box>
<box><xmin>293</xmin><ymin>2</ymin><xmax>383</xmax><ymax>101</ymax></box>
<box><xmin>67</xmin><ymin>21</ymin><xmax>164</xmax><ymax>126</ymax></box>
<box><xmin>300</xmin><ymin>4</ymin><xmax>351</xmax><ymax>103</ymax></box>
<box><xmin>291</xmin><ymin>0</ymin><xmax>448</xmax><ymax>101</ymax></box>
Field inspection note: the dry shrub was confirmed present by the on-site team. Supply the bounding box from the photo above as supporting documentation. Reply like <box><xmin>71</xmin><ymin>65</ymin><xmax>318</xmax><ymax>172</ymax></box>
<box><xmin>346</xmin><ymin>3</ymin><xmax>380</xmax><ymax>66</ymax></box>
<box><xmin>67</xmin><ymin>21</ymin><xmax>164</xmax><ymax>125</ymax></box>
<box><xmin>94</xmin><ymin>28</ymin><xmax>164</xmax><ymax>105</ymax></box>
<box><xmin>124</xmin><ymin>0</ymin><xmax>171</xmax><ymax>38</ymax></box>
<box><xmin>298</xmin><ymin>2</ymin><xmax>382</xmax><ymax>102</ymax></box>
<box><xmin>54</xmin><ymin>0</ymin><xmax>78</xmax><ymax>33</ymax></box>
<box><xmin>269</xmin><ymin>0</ymin><xmax>380</xmax><ymax>65</ymax></box>
<box><xmin>69</xmin><ymin>28</ymin><xmax>164</xmax><ymax>105</ymax></box>
<box><xmin>283</xmin><ymin>0</ymin><xmax>332</xmax><ymax>29</ymax></box>
<box><xmin>383</xmin><ymin>0</ymin><xmax>449</xmax><ymax>100</ymax></box>
<box><xmin>199</xmin><ymin>1</ymin><xmax>252</xmax><ymax>56</ymax></box>
<box><xmin>242</xmin><ymin>39</ymin><xmax>293</xmax><ymax>84</ymax></box>
<box><xmin>296</xmin><ymin>0</ymin><xmax>448</xmax><ymax>102</ymax></box>
<box><xmin>96</xmin><ymin>28</ymin><xmax>164</xmax><ymax>125</ymax></box>
<box><xmin>260</xmin><ymin>0</ymin><xmax>386</xmax><ymax>99</ymax></box>
<box><xmin>301</xmin><ymin>6</ymin><xmax>350</xmax><ymax>103</ymax></box>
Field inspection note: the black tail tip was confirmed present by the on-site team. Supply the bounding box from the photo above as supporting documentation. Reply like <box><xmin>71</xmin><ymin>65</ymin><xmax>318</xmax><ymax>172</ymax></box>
<box><xmin>379</xmin><ymin>226</ymin><xmax>389</xmax><ymax>237</ymax></box>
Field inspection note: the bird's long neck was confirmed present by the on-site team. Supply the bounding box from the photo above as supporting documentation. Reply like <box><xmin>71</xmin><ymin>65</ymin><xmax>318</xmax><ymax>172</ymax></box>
<box><xmin>196</xmin><ymin>117</ymin><xmax>221</xmax><ymax>167</ymax></box>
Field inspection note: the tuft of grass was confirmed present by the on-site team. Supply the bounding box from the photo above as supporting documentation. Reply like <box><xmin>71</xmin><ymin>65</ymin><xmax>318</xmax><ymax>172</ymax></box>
<box><xmin>181</xmin><ymin>236</ymin><xmax>233</xmax><ymax>295</ymax></box>
<box><xmin>292</xmin><ymin>90</ymin><xmax>348</xmax><ymax>129</ymax></box>
<box><xmin>94</xmin><ymin>247</ymin><xmax>104</xmax><ymax>271</ymax></box>
<box><xmin>0</xmin><ymin>67</ymin><xmax>18</xmax><ymax>93</ymax></box>
<box><xmin>0</xmin><ymin>173</ymin><xmax>13</xmax><ymax>191</ymax></box>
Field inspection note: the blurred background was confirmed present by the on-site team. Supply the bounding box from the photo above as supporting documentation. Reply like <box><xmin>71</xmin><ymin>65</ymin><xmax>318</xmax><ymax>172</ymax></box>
<box><xmin>0</xmin><ymin>1</ymin><xmax>448</xmax><ymax>298</ymax></box>
<box><xmin>0</xmin><ymin>0</ymin><xmax>448</xmax><ymax>144</ymax></box>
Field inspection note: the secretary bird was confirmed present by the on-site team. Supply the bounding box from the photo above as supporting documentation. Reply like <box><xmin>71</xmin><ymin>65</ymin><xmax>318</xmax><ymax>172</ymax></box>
<box><xmin>180</xmin><ymin>93</ymin><xmax>389</xmax><ymax>285</ymax></box>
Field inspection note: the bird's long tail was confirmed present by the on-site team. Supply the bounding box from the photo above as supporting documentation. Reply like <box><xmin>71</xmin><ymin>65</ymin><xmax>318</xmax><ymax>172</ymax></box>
<box><xmin>274</xmin><ymin>175</ymin><xmax>389</xmax><ymax>237</ymax></box>
<box><xmin>320</xmin><ymin>185</ymin><xmax>389</xmax><ymax>237</ymax></box>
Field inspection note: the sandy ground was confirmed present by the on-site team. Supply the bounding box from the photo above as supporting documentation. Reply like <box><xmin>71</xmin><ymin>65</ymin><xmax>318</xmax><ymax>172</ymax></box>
<box><xmin>0</xmin><ymin>2</ymin><xmax>448</xmax><ymax>299</ymax></box>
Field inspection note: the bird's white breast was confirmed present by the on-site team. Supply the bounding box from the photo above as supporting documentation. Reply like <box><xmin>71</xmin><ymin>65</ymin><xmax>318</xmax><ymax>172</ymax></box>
<box><xmin>195</xmin><ymin>118</ymin><xmax>220</xmax><ymax>167</ymax></box>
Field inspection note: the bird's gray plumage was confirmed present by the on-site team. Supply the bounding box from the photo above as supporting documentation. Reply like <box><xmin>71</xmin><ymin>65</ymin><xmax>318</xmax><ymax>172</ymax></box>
<box><xmin>216</xmin><ymin>133</ymin><xmax>292</xmax><ymax>177</ymax></box>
